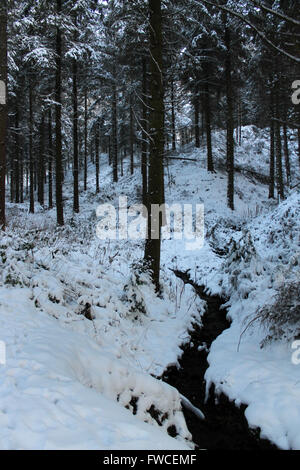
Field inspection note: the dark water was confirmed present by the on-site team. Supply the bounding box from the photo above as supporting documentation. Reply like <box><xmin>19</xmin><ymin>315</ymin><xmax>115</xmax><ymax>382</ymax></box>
<box><xmin>162</xmin><ymin>271</ymin><xmax>277</xmax><ymax>450</ymax></box>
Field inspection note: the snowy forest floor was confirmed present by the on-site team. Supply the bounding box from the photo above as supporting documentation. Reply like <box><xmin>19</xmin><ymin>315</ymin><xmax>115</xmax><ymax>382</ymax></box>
<box><xmin>0</xmin><ymin>126</ymin><xmax>300</xmax><ymax>449</ymax></box>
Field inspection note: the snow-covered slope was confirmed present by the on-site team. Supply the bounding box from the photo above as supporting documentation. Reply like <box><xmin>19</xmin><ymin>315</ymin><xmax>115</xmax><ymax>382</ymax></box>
<box><xmin>1</xmin><ymin>162</ymin><xmax>206</xmax><ymax>449</ymax></box>
<box><xmin>205</xmin><ymin>191</ymin><xmax>300</xmax><ymax>450</ymax></box>
<box><xmin>0</xmin><ymin>287</ymin><xmax>191</xmax><ymax>450</ymax></box>
<box><xmin>1</xmin><ymin>125</ymin><xmax>299</xmax><ymax>449</ymax></box>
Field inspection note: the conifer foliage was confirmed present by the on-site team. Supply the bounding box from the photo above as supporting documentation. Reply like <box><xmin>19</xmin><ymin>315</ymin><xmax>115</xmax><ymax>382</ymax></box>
<box><xmin>0</xmin><ymin>0</ymin><xmax>299</xmax><ymax>285</ymax></box>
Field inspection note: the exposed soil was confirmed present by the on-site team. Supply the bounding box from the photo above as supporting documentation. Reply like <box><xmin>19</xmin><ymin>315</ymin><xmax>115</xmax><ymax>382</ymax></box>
<box><xmin>162</xmin><ymin>270</ymin><xmax>277</xmax><ymax>450</ymax></box>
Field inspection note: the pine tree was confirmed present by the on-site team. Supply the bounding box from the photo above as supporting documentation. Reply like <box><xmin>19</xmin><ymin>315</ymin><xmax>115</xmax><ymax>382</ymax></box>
<box><xmin>0</xmin><ymin>0</ymin><xmax>7</xmax><ymax>229</ymax></box>
<box><xmin>144</xmin><ymin>0</ymin><xmax>164</xmax><ymax>291</ymax></box>
<box><xmin>55</xmin><ymin>0</ymin><xmax>64</xmax><ymax>226</ymax></box>
<box><xmin>224</xmin><ymin>20</ymin><xmax>234</xmax><ymax>211</ymax></box>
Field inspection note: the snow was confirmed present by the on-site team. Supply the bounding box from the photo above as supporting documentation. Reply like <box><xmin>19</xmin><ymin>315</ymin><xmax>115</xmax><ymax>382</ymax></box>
<box><xmin>205</xmin><ymin>190</ymin><xmax>300</xmax><ymax>450</ymax></box>
<box><xmin>0</xmin><ymin>288</ymin><xmax>191</xmax><ymax>450</ymax></box>
<box><xmin>163</xmin><ymin>127</ymin><xmax>300</xmax><ymax>449</ymax></box>
<box><xmin>205</xmin><ymin>321</ymin><xmax>300</xmax><ymax>450</ymax></box>
<box><xmin>0</xmin><ymin>158</ymin><xmax>206</xmax><ymax>449</ymax></box>
<box><xmin>1</xmin><ymin>124</ymin><xmax>299</xmax><ymax>449</ymax></box>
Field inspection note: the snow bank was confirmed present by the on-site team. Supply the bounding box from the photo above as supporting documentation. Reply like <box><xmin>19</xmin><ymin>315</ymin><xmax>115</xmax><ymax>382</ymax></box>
<box><xmin>0</xmin><ymin>188</ymin><xmax>204</xmax><ymax>449</ymax></box>
<box><xmin>1</xmin><ymin>124</ymin><xmax>298</xmax><ymax>449</ymax></box>
<box><xmin>0</xmin><ymin>288</ymin><xmax>191</xmax><ymax>450</ymax></box>
<box><xmin>205</xmin><ymin>191</ymin><xmax>300</xmax><ymax>449</ymax></box>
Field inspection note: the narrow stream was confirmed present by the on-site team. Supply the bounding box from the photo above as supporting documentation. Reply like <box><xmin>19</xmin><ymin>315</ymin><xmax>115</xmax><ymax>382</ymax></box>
<box><xmin>162</xmin><ymin>271</ymin><xmax>277</xmax><ymax>450</ymax></box>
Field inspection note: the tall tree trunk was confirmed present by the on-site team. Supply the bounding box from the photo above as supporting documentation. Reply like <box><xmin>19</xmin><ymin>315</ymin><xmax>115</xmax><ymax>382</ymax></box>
<box><xmin>283</xmin><ymin>122</ymin><xmax>291</xmax><ymax>188</ymax></box>
<box><xmin>297</xmin><ymin>109</ymin><xmax>300</xmax><ymax>170</ymax></box>
<box><xmin>298</xmin><ymin>114</ymin><xmax>300</xmax><ymax>170</ymax></box>
<box><xmin>194</xmin><ymin>94</ymin><xmax>200</xmax><ymax>148</ymax></box>
<box><xmin>269</xmin><ymin>90</ymin><xmax>275</xmax><ymax>199</ymax></box>
<box><xmin>275</xmin><ymin>86</ymin><xmax>284</xmax><ymax>201</ymax></box>
<box><xmin>34</xmin><ymin>160</ymin><xmax>37</xmax><ymax>192</ymax></box>
<box><xmin>20</xmin><ymin>151</ymin><xmax>23</xmax><ymax>204</ymax></box>
<box><xmin>0</xmin><ymin>0</ymin><xmax>7</xmax><ymax>229</ymax></box>
<box><xmin>38</xmin><ymin>112</ymin><xmax>45</xmax><ymax>206</ymax></box>
<box><xmin>108</xmin><ymin>135</ymin><xmax>112</xmax><ymax>166</ymax></box>
<box><xmin>29</xmin><ymin>84</ymin><xmax>34</xmax><ymax>214</ymax></box>
<box><xmin>204</xmin><ymin>74</ymin><xmax>214</xmax><ymax>172</ymax></box>
<box><xmin>238</xmin><ymin>99</ymin><xmax>242</xmax><ymax>145</ymax></box>
<box><xmin>144</xmin><ymin>0</ymin><xmax>164</xmax><ymax>291</ymax></box>
<box><xmin>72</xmin><ymin>40</ymin><xmax>79</xmax><ymax>213</ymax></box>
<box><xmin>225</xmin><ymin>26</ymin><xmax>234</xmax><ymax>210</ymax></box>
<box><xmin>130</xmin><ymin>96</ymin><xmax>134</xmax><ymax>175</ymax></box>
<box><xmin>95</xmin><ymin>122</ymin><xmax>100</xmax><ymax>194</ymax></box>
<box><xmin>84</xmin><ymin>89</ymin><xmax>88</xmax><ymax>191</ymax></box>
<box><xmin>141</xmin><ymin>57</ymin><xmax>148</xmax><ymax>208</ymax></box>
<box><xmin>19</xmin><ymin>123</ymin><xmax>24</xmax><ymax>204</ymax></box>
<box><xmin>275</xmin><ymin>121</ymin><xmax>284</xmax><ymax>201</ymax></box>
<box><xmin>48</xmin><ymin>107</ymin><xmax>53</xmax><ymax>209</ymax></box>
<box><xmin>55</xmin><ymin>0</ymin><xmax>64</xmax><ymax>225</ymax></box>
<box><xmin>26</xmin><ymin>164</ymin><xmax>29</xmax><ymax>196</ymax></box>
<box><xmin>171</xmin><ymin>79</ymin><xmax>176</xmax><ymax>151</ymax></box>
<box><xmin>112</xmin><ymin>71</ymin><xmax>118</xmax><ymax>183</ymax></box>
<box><xmin>121</xmin><ymin>148</ymin><xmax>124</xmax><ymax>177</ymax></box>
<box><xmin>10</xmin><ymin>156</ymin><xmax>13</xmax><ymax>203</ymax></box>
<box><xmin>14</xmin><ymin>103</ymin><xmax>20</xmax><ymax>203</ymax></box>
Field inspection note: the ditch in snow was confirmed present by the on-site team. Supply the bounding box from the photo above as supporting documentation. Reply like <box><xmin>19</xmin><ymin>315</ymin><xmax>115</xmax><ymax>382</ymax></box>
<box><xmin>161</xmin><ymin>270</ymin><xmax>277</xmax><ymax>450</ymax></box>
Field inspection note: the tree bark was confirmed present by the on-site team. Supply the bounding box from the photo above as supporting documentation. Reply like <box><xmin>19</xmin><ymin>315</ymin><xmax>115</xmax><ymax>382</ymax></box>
<box><xmin>29</xmin><ymin>84</ymin><xmax>34</xmax><ymax>214</ymax></box>
<box><xmin>144</xmin><ymin>0</ymin><xmax>164</xmax><ymax>291</ymax></box>
<box><xmin>194</xmin><ymin>94</ymin><xmax>200</xmax><ymax>148</ymax></box>
<box><xmin>283</xmin><ymin>122</ymin><xmax>291</xmax><ymax>188</ymax></box>
<box><xmin>298</xmin><ymin>126</ymin><xmax>300</xmax><ymax>171</ymax></box>
<box><xmin>225</xmin><ymin>26</ymin><xmax>234</xmax><ymax>210</ymax></box>
<box><xmin>269</xmin><ymin>90</ymin><xmax>275</xmax><ymax>199</ymax></box>
<box><xmin>141</xmin><ymin>58</ymin><xmax>148</xmax><ymax>208</ymax></box>
<box><xmin>20</xmin><ymin>148</ymin><xmax>23</xmax><ymax>204</ymax></box>
<box><xmin>14</xmin><ymin>103</ymin><xmax>20</xmax><ymax>203</ymax></box>
<box><xmin>0</xmin><ymin>0</ymin><xmax>7</xmax><ymax>229</ymax></box>
<box><xmin>48</xmin><ymin>107</ymin><xmax>53</xmax><ymax>209</ymax></box>
<box><xmin>72</xmin><ymin>36</ymin><xmax>79</xmax><ymax>213</ymax></box>
<box><xmin>275</xmin><ymin>86</ymin><xmax>285</xmax><ymax>201</ymax></box>
<box><xmin>95</xmin><ymin>122</ymin><xmax>100</xmax><ymax>194</ymax></box>
<box><xmin>112</xmin><ymin>70</ymin><xmax>118</xmax><ymax>183</ymax></box>
<box><xmin>38</xmin><ymin>112</ymin><xmax>45</xmax><ymax>206</ymax></box>
<box><xmin>203</xmin><ymin>74</ymin><xmax>214</xmax><ymax>172</ymax></box>
<box><xmin>298</xmin><ymin>113</ymin><xmax>300</xmax><ymax>170</ymax></box>
<box><xmin>84</xmin><ymin>89</ymin><xmax>88</xmax><ymax>191</ymax></box>
<box><xmin>55</xmin><ymin>0</ymin><xmax>64</xmax><ymax>225</ymax></box>
<box><xmin>171</xmin><ymin>79</ymin><xmax>176</xmax><ymax>151</ymax></box>
<box><xmin>130</xmin><ymin>96</ymin><xmax>134</xmax><ymax>175</ymax></box>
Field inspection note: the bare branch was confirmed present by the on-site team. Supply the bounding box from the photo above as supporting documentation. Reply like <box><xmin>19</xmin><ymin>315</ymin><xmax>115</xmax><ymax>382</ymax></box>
<box><xmin>250</xmin><ymin>0</ymin><xmax>300</xmax><ymax>27</ymax></box>
<box><xmin>191</xmin><ymin>0</ymin><xmax>300</xmax><ymax>63</ymax></box>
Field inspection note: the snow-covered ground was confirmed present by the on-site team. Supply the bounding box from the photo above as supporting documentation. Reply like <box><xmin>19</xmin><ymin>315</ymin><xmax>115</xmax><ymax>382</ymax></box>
<box><xmin>1</xmin><ymin>157</ymin><xmax>205</xmax><ymax>449</ymax></box>
<box><xmin>0</xmin><ymin>125</ymin><xmax>299</xmax><ymax>449</ymax></box>
<box><xmin>164</xmin><ymin>128</ymin><xmax>300</xmax><ymax>450</ymax></box>
<box><xmin>0</xmin><ymin>206</ymin><xmax>204</xmax><ymax>449</ymax></box>
<box><xmin>205</xmin><ymin>191</ymin><xmax>300</xmax><ymax>450</ymax></box>
<box><xmin>0</xmin><ymin>289</ymin><xmax>191</xmax><ymax>450</ymax></box>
